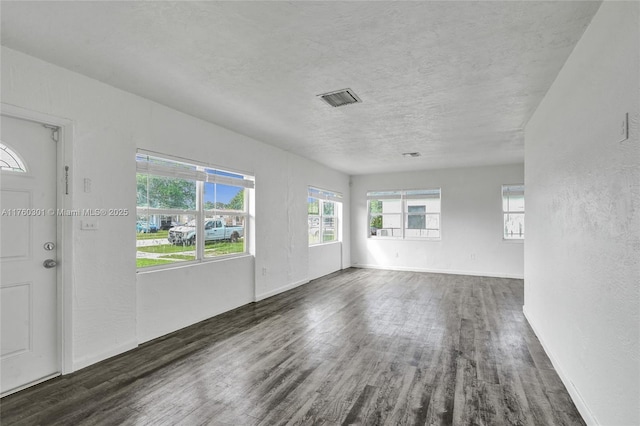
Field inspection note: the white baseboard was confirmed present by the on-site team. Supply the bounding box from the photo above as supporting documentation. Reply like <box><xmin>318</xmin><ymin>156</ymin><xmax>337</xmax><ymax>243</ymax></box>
<box><xmin>71</xmin><ymin>339</ymin><xmax>138</xmax><ymax>372</ymax></box>
<box><xmin>352</xmin><ymin>264</ymin><xmax>524</xmax><ymax>280</ymax></box>
<box><xmin>523</xmin><ymin>306</ymin><xmax>598</xmax><ymax>426</ymax></box>
<box><xmin>254</xmin><ymin>278</ymin><xmax>309</xmax><ymax>302</ymax></box>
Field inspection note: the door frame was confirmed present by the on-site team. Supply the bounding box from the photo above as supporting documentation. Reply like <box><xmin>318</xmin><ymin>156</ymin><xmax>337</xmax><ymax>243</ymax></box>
<box><xmin>1</xmin><ymin>103</ymin><xmax>74</xmax><ymax>378</ymax></box>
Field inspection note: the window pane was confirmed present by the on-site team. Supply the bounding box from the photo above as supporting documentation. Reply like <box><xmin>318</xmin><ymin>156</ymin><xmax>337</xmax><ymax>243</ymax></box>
<box><xmin>382</xmin><ymin>214</ymin><xmax>402</xmax><ymax>229</ymax></box>
<box><xmin>323</xmin><ymin>201</ymin><xmax>335</xmax><ymax>216</ymax></box>
<box><xmin>381</xmin><ymin>199</ymin><xmax>401</xmax><ymax>214</ymax></box>
<box><xmin>137</xmin><ymin>174</ymin><xmax>149</xmax><ymax>208</ymax></box>
<box><xmin>407</xmin><ymin>213</ymin><xmax>425</xmax><ymax>229</ymax></box>
<box><xmin>369</xmin><ymin>198</ymin><xmax>401</xmax><ymax>214</ymax></box>
<box><xmin>308</xmin><ymin>198</ymin><xmax>319</xmax><ymax>215</ymax></box>
<box><xmin>203</xmin><ymin>215</ymin><xmax>245</xmax><ymax>258</ymax></box>
<box><xmin>322</xmin><ymin>217</ymin><xmax>336</xmax><ymax>242</ymax></box>
<box><xmin>309</xmin><ymin>189</ymin><xmax>341</xmax><ymax>245</ymax></box>
<box><xmin>407</xmin><ymin>205</ymin><xmax>426</xmax><ymax>230</ymax></box>
<box><xmin>425</xmin><ymin>214</ymin><xmax>440</xmax><ymax>230</ymax></box>
<box><xmin>370</xmin><ymin>214</ymin><xmax>382</xmax><ymax>236</ymax></box>
<box><xmin>137</xmin><ymin>214</ymin><xmax>196</xmax><ymax>268</ymax></box>
<box><xmin>502</xmin><ymin>185</ymin><xmax>525</xmax><ymax>212</ymax></box>
<box><xmin>504</xmin><ymin>213</ymin><xmax>525</xmax><ymax>239</ymax></box>
<box><xmin>137</xmin><ymin>174</ymin><xmax>196</xmax><ymax>210</ymax></box>
<box><xmin>373</xmin><ymin>214</ymin><xmax>402</xmax><ymax>237</ymax></box>
<box><xmin>0</xmin><ymin>143</ymin><xmax>27</xmax><ymax>172</ymax></box>
<box><xmin>503</xmin><ymin>193</ymin><xmax>525</xmax><ymax>212</ymax></box>
<box><xmin>405</xmin><ymin>213</ymin><xmax>440</xmax><ymax>238</ymax></box>
<box><xmin>309</xmin><ymin>216</ymin><xmax>320</xmax><ymax>244</ymax></box>
<box><xmin>406</xmin><ymin>198</ymin><xmax>440</xmax><ymax>213</ymax></box>
<box><xmin>369</xmin><ymin>200</ymin><xmax>382</xmax><ymax>214</ymax></box>
<box><xmin>204</xmin><ymin>183</ymin><xmax>244</xmax><ymax>211</ymax></box>
<box><xmin>220</xmin><ymin>185</ymin><xmax>245</xmax><ymax>210</ymax></box>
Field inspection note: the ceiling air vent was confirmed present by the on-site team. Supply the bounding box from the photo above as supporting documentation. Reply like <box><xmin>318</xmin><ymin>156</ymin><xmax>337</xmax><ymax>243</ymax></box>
<box><xmin>317</xmin><ymin>88</ymin><xmax>361</xmax><ymax>108</ymax></box>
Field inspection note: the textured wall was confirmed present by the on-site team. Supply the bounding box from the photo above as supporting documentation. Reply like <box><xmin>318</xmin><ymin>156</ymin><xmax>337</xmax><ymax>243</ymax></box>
<box><xmin>1</xmin><ymin>47</ymin><xmax>350</xmax><ymax>368</ymax></box>
<box><xmin>524</xmin><ymin>2</ymin><xmax>639</xmax><ymax>425</ymax></box>
<box><xmin>351</xmin><ymin>164</ymin><xmax>525</xmax><ymax>278</ymax></box>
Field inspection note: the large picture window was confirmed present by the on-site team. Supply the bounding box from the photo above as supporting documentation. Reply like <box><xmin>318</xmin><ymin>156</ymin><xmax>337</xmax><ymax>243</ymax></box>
<box><xmin>502</xmin><ymin>184</ymin><xmax>524</xmax><ymax>240</ymax></box>
<box><xmin>308</xmin><ymin>187</ymin><xmax>341</xmax><ymax>245</ymax></box>
<box><xmin>368</xmin><ymin>189</ymin><xmax>441</xmax><ymax>239</ymax></box>
<box><xmin>136</xmin><ymin>151</ymin><xmax>254</xmax><ymax>269</ymax></box>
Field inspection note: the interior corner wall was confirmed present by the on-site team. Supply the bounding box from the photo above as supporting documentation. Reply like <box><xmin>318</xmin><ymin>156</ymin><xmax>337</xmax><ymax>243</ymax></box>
<box><xmin>523</xmin><ymin>2</ymin><xmax>639</xmax><ymax>425</ymax></box>
<box><xmin>350</xmin><ymin>164</ymin><xmax>524</xmax><ymax>279</ymax></box>
<box><xmin>1</xmin><ymin>46</ymin><xmax>350</xmax><ymax>365</ymax></box>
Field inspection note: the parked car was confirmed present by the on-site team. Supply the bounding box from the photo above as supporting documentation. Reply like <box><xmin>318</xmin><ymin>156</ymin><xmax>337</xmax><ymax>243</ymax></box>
<box><xmin>136</xmin><ymin>221</ymin><xmax>158</xmax><ymax>233</ymax></box>
<box><xmin>159</xmin><ymin>217</ymin><xmax>179</xmax><ymax>230</ymax></box>
<box><xmin>168</xmin><ymin>218</ymin><xmax>243</xmax><ymax>245</ymax></box>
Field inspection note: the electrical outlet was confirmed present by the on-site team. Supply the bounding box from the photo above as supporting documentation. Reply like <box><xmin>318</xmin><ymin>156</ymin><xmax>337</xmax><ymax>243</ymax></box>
<box><xmin>471</xmin><ymin>253</ymin><xmax>476</xmax><ymax>260</ymax></box>
<box><xmin>262</xmin><ymin>267</ymin><xmax>267</xmax><ymax>276</ymax></box>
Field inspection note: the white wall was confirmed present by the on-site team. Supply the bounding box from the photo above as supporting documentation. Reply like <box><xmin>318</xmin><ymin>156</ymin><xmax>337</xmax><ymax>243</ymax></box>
<box><xmin>524</xmin><ymin>2</ymin><xmax>639</xmax><ymax>425</ymax></box>
<box><xmin>1</xmin><ymin>47</ymin><xmax>350</xmax><ymax>367</ymax></box>
<box><xmin>351</xmin><ymin>164</ymin><xmax>524</xmax><ymax>278</ymax></box>
<box><xmin>308</xmin><ymin>242</ymin><xmax>343</xmax><ymax>281</ymax></box>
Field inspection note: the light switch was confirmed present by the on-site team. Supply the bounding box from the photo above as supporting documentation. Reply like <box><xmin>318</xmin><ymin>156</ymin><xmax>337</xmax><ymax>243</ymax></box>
<box><xmin>84</xmin><ymin>178</ymin><xmax>92</xmax><ymax>193</ymax></box>
<box><xmin>81</xmin><ymin>218</ymin><xmax>98</xmax><ymax>230</ymax></box>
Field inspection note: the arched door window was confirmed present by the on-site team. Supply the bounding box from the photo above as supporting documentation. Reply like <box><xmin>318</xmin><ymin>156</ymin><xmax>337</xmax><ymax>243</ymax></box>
<box><xmin>0</xmin><ymin>142</ymin><xmax>27</xmax><ymax>172</ymax></box>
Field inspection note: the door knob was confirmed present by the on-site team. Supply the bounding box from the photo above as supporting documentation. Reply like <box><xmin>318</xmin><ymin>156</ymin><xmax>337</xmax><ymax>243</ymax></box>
<box><xmin>43</xmin><ymin>259</ymin><xmax>57</xmax><ymax>269</ymax></box>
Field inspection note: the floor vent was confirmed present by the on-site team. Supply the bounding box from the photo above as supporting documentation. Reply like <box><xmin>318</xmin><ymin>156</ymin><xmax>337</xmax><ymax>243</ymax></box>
<box><xmin>317</xmin><ymin>88</ymin><xmax>361</xmax><ymax>108</ymax></box>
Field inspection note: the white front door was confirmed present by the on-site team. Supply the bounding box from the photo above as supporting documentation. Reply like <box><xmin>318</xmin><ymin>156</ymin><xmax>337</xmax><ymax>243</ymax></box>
<box><xmin>1</xmin><ymin>114</ymin><xmax>59</xmax><ymax>395</ymax></box>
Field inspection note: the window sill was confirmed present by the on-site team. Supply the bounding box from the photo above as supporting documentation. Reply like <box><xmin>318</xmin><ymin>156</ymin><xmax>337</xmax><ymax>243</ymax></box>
<box><xmin>368</xmin><ymin>237</ymin><xmax>441</xmax><ymax>242</ymax></box>
<box><xmin>309</xmin><ymin>240</ymin><xmax>341</xmax><ymax>247</ymax></box>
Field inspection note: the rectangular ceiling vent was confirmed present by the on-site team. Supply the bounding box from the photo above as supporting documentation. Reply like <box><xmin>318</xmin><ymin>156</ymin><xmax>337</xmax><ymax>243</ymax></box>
<box><xmin>317</xmin><ymin>88</ymin><xmax>361</xmax><ymax>108</ymax></box>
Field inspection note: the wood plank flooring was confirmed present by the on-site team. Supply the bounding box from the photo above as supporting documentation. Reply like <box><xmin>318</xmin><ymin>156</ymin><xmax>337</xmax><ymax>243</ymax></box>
<box><xmin>1</xmin><ymin>268</ymin><xmax>584</xmax><ymax>425</ymax></box>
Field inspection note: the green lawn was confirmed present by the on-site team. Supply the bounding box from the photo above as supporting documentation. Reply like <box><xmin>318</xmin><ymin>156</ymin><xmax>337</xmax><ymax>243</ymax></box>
<box><xmin>136</xmin><ymin>258</ymin><xmax>175</xmax><ymax>268</ymax></box>
<box><xmin>137</xmin><ymin>243</ymin><xmax>194</xmax><ymax>254</ymax></box>
<box><xmin>136</xmin><ymin>230</ymin><xmax>169</xmax><ymax>240</ymax></box>
<box><xmin>204</xmin><ymin>241</ymin><xmax>244</xmax><ymax>256</ymax></box>
<box><xmin>137</xmin><ymin>241</ymin><xmax>244</xmax><ymax>268</ymax></box>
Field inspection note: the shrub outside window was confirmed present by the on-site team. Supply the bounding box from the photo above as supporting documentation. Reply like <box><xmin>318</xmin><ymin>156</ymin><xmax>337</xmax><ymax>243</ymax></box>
<box><xmin>308</xmin><ymin>187</ymin><xmax>341</xmax><ymax>245</ymax></box>
<box><xmin>368</xmin><ymin>189</ymin><xmax>441</xmax><ymax>239</ymax></box>
<box><xmin>136</xmin><ymin>151</ymin><xmax>254</xmax><ymax>269</ymax></box>
<box><xmin>503</xmin><ymin>184</ymin><xmax>524</xmax><ymax>240</ymax></box>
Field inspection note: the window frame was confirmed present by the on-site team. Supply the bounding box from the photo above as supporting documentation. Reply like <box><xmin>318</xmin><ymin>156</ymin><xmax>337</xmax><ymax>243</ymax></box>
<box><xmin>367</xmin><ymin>188</ymin><xmax>441</xmax><ymax>240</ymax></box>
<box><xmin>136</xmin><ymin>150</ymin><xmax>254</xmax><ymax>271</ymax></box>
<box><xmin>502</xmin><ymin>184</ymin><xmax>524</xmax><ymax>241</ymax></box>
<box><xmin>308</xmin><ymin>187</ymin><xmax>342</xmax><ymax>246</ymax></box>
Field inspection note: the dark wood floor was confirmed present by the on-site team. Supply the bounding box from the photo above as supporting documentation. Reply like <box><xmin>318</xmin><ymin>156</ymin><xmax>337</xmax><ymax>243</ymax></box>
<box><xmin>1</xmin><ymin>268</ymin><xmax>584</xmax><ymax>426</ymax></box>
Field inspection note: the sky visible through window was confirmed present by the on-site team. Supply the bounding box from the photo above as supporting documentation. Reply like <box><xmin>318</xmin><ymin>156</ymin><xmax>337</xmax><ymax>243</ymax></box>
<box><xmin>204</xmin><ymin>182</ymin><xmax>239</xmax><ymax>204</ymax></box>
<box><xmin>204</xmin><ymin>169</ymin><xmax>244</xmax><ymax>205</ymax></box>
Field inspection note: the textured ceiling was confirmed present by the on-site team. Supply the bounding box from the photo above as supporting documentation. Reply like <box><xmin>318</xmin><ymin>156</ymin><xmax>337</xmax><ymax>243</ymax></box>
<box><xmin>1</xmin><ymin>1</ymin><xmax>601</xmax><ymax>175</ymax></box>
